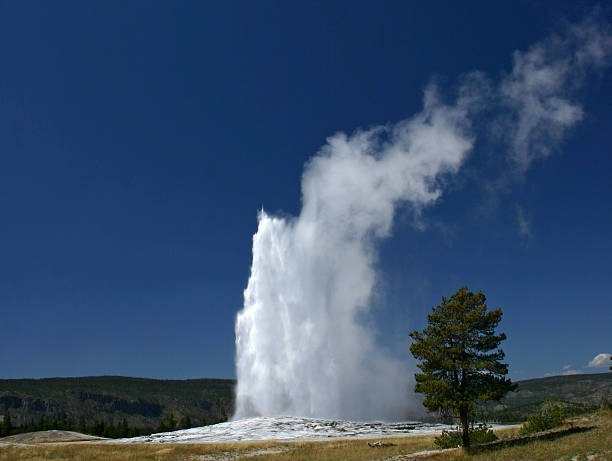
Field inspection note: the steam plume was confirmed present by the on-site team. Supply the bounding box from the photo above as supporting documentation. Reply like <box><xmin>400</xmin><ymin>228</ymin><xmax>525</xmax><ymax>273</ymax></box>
<box><xmin>234</xmin><ymin>11</ymin><xmax>611</xmax><ymax>421</ymax></box>
<box><xmin>234</xmin><ymin>86</ymin><xmax>475</xmax><ymax>420</ymax></box>
<box><xmin>500</xmin><ymin>12</ymin><xmax>612</xmax><ymax>171</ymax></box>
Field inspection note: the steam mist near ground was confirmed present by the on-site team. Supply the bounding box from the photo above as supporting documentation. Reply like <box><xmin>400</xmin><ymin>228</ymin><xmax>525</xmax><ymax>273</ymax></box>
<box><xmin>234</xmin><ymin>12</ymin><xmax>611</xmax><ymax>421</ymax></box>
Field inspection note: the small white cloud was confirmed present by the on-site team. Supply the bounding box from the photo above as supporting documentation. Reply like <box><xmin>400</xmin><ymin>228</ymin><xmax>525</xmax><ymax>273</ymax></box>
<box><xmin>517</xmin><ymin>206</ymin><xmax>532</xmax><ymax>238</ymax></box>
<box><xmin>588</xmin><ymin>353</ymin><xmax>611</xmax><ymax>368</ymax></box>
<box><xmin>481</xmin><ymin>9</ymin><xmax>612</xmax><ymax>204</ymax></box>
<box><xmin>563</xmin><ymin>369</ymin><xmax>581</xmax><ymax>376</ymax></box>
<box><xmin>499</xmin><ymin>9</ymin><xmax>612</xmax><ymax>172</ymax></box>
<box><xmin>546</xmin><ymin>365</ymin><xmax>581</xmax><ymax>377</ymax></box>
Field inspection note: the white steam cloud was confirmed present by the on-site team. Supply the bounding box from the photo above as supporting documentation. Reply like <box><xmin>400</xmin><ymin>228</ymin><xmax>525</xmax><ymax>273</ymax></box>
<box><xmin>234</xmin><ymin>86</ymin><xmax>475</xmax><ymax>420</ymax></box>
<box><xmin>234</xmin><ymin>11</ymin><xmax>611</xmax><ymax>421</ymax></box>
<box><xmin>516</xmin><ymin>206</ymin><xmax>532</xmax><ymax>238</ymax></box>
<box><xmin>500</xmin><ymin>12</ymin><xmax>612</xmax><ymax>171</ymax></box>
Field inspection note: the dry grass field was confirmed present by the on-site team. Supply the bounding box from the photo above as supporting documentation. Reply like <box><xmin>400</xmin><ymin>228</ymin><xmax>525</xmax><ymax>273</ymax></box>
<box><xmin>0</xmin><ymin>436</ymin><xmax>436</xmax><ymax>461</ymax></box>
<box><xmin>1</xmin><ymin>410</ymin><xmax>610</xmax><ymax>461</ymax></box>
<box><xmin>444</xmin><ymin>410</ymin><xmax>612</xmax><ymax>461</ymax></box>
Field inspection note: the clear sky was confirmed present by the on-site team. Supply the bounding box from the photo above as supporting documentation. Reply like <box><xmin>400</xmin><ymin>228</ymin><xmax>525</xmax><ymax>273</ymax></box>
<box><xmin>1</xmin><ymin>1</ymin><xmax>610</xmax><ymax>381</ymax></box>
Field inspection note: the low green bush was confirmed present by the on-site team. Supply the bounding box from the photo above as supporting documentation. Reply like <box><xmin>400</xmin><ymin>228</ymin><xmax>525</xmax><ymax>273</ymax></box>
<box><xmin>434</xmin><ymin>423</ymin><xmax>498</xmax><ymax>448</ymax></box>
<box><xmin>519</xmin><ymin>400</ymin><xmax>566</xmax><ymax>435</ymax></box>
<box><xmin>601</xmin><ymin>396</ymin><xmax>612</xmax><ymax>411</ymax></box>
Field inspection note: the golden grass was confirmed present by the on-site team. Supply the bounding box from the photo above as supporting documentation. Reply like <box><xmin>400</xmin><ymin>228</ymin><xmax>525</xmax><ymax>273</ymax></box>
<box><xmin>444</xmin><ymin>410</ymin><xmax>612</xmax><ymax>461</ymax></box>
<box><xmin>246</xmin><ymin>435</ymin><xmax>437</xmax><ymax>461</ymax></box>
<box><xmin>0</xmin><ymin>435</ymin><xmax>437</xmax><ymax>461</ymax></box>
<box><xmin>1</xmin><ymin>411</ymin><xmax>610</xmax><ymax>461</ymax></box>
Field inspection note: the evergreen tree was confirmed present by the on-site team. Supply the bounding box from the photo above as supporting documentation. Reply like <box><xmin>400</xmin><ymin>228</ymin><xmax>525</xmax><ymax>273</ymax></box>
<box><xmin>118</xmin><ymin>418</ymin><xmax>129</xmax><ymax>438</ymax></box>
<box><xmin>102</xmin><ymin>420</ymin><xmax>117</xmax><ymax>438</ymax></box>
<box><xmin>1</xmin><ymin>410</ymin><xmax>12</xmax><ymax>437</ymax></box>
<box><xmin>180</xmin><ymin>415</ymin><xmax>192</xmax><ymax>429</ymax></box>
<box><xmin>156</xmin><ymin>419</ymin><xmax>167</xmax><ymax>433</ymax></box>
<box><xmin>410</xmin><ymin>287</ymin><xmax>516</xmax><ymax>448</ymax></box>
<box><xmin>166</xmin><ymin>412</ymin><xmax>177</xmax><ymax>431</ymax></box>
<box><xmin>78</xmin><ymin>418</ymin><xmax>86</xmax><ymax>434</ymax></box>
<box><xmin>93</xmin><ymin>420</ymin><xmax>104</xmax><ymax>436</ymax></box>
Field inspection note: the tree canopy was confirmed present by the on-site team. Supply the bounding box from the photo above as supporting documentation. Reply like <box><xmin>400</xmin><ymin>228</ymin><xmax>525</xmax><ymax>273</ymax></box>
<box><xmin>410</xmin><ymin>287</ymin><xmax>516</xmax><ymax>447</ymax></box>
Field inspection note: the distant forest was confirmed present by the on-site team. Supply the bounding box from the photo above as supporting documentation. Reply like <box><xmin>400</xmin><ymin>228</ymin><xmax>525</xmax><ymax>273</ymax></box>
<box><xmin>0</xmin><ymin>373</ymin><xmax>610</xmax><ymax>438</ymax></box>
<box><xmin>0</xmin><ymin>410</ymin><xmax>200</xmax><ymax>438</ymax></box>
<box><xmin>0</xmin><ymin>376</ymin><xmax>235</xmax><ymax>437</ymax></box>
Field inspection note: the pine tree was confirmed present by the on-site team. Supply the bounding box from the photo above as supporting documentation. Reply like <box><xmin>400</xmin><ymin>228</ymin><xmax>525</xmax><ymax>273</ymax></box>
<box><xmin>157</xmin><ymin>413</ymin><xmax>179</xmax><ymax>433</ymax></box>
<box><xmin>180</xmin><ymin>415</ymin><xmax>192</xmax><ymax>429</ymax></box>
<box><xmin>156</xmin><ymin>419</ymin><xmax>166</xmax><ymax>433</ymax></box>
<box><xmin>118</xmin><ymin>418</ymin><xmax>129</xmax><ymax>438</ymax></box>
<box><xmin>410</xmin><ymin>287</ymin><xmax>516</xmax><ymax>448</ymax></box>
<box><xmin>1</xmin><ymin>410</ymin><xmax>12</xmax><ymax>437</ymax></box>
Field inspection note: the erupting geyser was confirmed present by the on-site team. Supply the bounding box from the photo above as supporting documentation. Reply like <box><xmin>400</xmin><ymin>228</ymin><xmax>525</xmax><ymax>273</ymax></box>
<box><xmin>232</xmin><ymin>12</ymin><xmax>611</xmax><ymax>418</ymax></box>
<box><xmin>233</xmin><ymin>87</ymin><xmax>476</xmax><ymax>421</ymax></box>
<box><xmin>233</xmin><ymin>11</ymin><xmax>611</xmax><ymax>415</ymax></box>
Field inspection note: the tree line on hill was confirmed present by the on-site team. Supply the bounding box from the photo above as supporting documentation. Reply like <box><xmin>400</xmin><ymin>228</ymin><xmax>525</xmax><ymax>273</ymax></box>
<box><xmin>0</xmin><ymin>410</ymin><xmax>206</xmax><ymax>439</ymax></box>
<box><xmin>473</xmin><ymin>399</ymin><xmax>601</xmax><ymax>424</ymax></box>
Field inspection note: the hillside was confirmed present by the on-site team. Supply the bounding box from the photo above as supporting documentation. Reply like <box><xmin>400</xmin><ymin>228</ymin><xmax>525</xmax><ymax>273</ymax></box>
<box><xmin>2</xmin><ymin>411</ymin><xmax>611</xmax><ymax>461</ymax></box>
<box><xmin>0</xmin><ymin>373</ymin><xmax>609</xmax><ymax>430</ymax></box>
<box><xmin>0</xmin><ymin>376</ymin><xmax>235</xmax><ymax>429</ymax></box>
<box><xmin>477</xmin><ymin>372</ymin><xmax>612</xmax><ymax>422</ymax></box>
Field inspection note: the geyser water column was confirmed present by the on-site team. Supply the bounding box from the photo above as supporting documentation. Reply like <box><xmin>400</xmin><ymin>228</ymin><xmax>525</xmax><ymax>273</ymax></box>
<box><xmin>234</xmin><ymin>87</ymin><xmax>475</xmax><ymax>421</ymax></box>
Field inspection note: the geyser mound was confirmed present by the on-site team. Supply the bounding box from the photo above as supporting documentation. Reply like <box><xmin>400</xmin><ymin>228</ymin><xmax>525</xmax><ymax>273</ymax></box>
<box><xmin>117</xmin><ymin>416</ymin><xmax>453</xmax><ymax>444</ymax></box>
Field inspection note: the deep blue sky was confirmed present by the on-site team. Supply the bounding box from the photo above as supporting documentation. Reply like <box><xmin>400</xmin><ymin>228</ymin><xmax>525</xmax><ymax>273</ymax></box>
<box><xmin>1</xmin><ymin>1</ymin><xmax>610</xmax><ymax>381</ymax></box>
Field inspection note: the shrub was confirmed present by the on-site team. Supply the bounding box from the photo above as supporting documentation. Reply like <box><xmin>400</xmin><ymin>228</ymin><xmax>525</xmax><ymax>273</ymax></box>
<box><xmin>601</xmin><ymin>396</ymin><xmax>612</xmax><ymax>411</ymax></box>
<box><xmin>434</xmin><ymin>423</ymin><xmax>498</xmax><ymax>448</ymax></box>
<box><xmin>519</xmin><ymin>400</ymin><xmax>566</xmax><ymax>435</ymax></box>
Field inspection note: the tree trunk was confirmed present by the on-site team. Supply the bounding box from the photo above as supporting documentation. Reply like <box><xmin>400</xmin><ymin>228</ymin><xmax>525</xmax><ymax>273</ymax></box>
<box><xmin>459</xmin><ymin>407</ymin><xmax>470</xmax><ymax>448</ymax></box>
